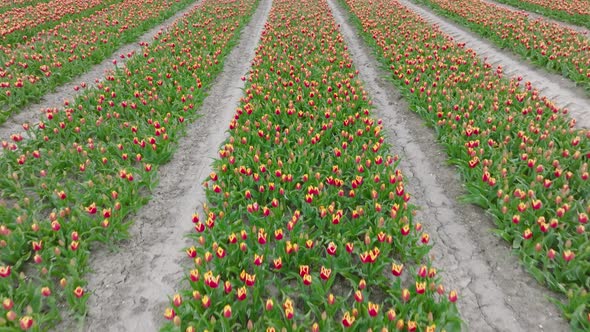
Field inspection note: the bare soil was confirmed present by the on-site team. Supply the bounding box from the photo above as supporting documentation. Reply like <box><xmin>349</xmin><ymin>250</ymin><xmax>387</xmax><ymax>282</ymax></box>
<box><xmin>55</xmin><ymin>0</ymin><xmax>272</xmax><ymax>330</ymax></box>
<box><xmin>327</xmin><ymin>0</ymin><xmax>569</xmax><ymax>330</ymax></box>
<box><xmin>401</xmin><ymin>0</ymin><xmax>590</xmax><ymax>130</ymax></box>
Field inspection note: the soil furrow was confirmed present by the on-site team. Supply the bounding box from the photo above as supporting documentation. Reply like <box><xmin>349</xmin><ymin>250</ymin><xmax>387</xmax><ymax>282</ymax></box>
<box><xmin>61</xmin><ymin>0</ymin><xmax>272</xmax><ymax>330</ymax></box>
<box><xmin>0</xmin><ymin>0</ymin><xmax>201</xmax><ymax>148</ymax></box>
<box><xmin>327</xmin><ymin>0</ymin><xmax>569</xmax><ymax>330</ymax></box>
<box><xmin>481</xmin><ymin>0</ymin><xmax>590</xmax><ymax>36</ymax></box>
<box><xmin>399</xmin><ymin>0</ymin><xmax>590</xmax><ymax>130</ymax></box>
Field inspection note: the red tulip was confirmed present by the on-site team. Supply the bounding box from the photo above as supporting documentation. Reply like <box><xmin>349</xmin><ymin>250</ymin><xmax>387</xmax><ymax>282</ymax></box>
<box><xmin>273</xmin><ymin>257</ymin><xmax>282</xmax><ymax>270</ymax></box>
<box><xmin>41</xmin><ymin>287</ymin><xmax>51</xmax><ymax>297</ymax></box>
<box><xmin>449</xmin><ymin>290</ymin><xmax>458</xmax><ymax>303</ymax></box>
<box><xmin>189</xmin><ymin>269</ymin><xmax>200</xmax><ymax>282</ymax></box>
<box><xmin>202</xmin><ymin>295</ymin><xmax>211</xmax><ymax>307</ymax></box>
<box><xmin>172</xmin><ymin>294</ymin><xmax>182</xmax><ymax>307</ymax></box>
<box><xmin>354</xmin><ymin>290</ymin><xmax>364</xmax><ymax>302</ymax></box>
<box><xmin>74</xmin><ymin>286</ymin><xmax>84</xmax><ymax>298</ymax></box>
<box><xmin>223</xmin><ymin>304</ymin><xmax>232</xmax><ymax>318</ymax></box>
<box><xmin>387</xmin><ymin>308</ymin><xmax>396</xmax><ymax>321</ymax></box>
<box><xmin>245</xmin><ymin>273</ymin><xmax>256</xmax><ymax>287</ymax></box>
<box><xmin>224</xmin><ymin>280</ymin><xmax>232</xmax><ymax>294</ymax></box>
<box><xmin>2</xmin><ymin>298</ymin><xmax>14</xmax><ymax>310</ymax></box>
<box><xmin>368</xmin><ymin>302</ymin><xmax>379</xmax><ymax>317</ymax></box>
<box><xmin>326</xmin><ymin>242</ymin><xmax>337</xmax><ymax>255</ymax></box>
<box><xmin>563</xmin><ymin>250</ymin><xmax>575</xmax><ymax>262</ymax></box>
<box><xmin>320</xmin><ymin>266</ymin><xmax>332</xmax><ymax>280</ymax></box>
<box><xmin>253</xmin><ymin>254</ymin><xmax>264</xmax><ymax>266</ymax></box>
<box><xmin>237</xmin><ymin>287</ymin><xmax>247</xmax><ymax>301</ymax></box>
<box><xmin>523</xmin><ymin>228</ymin><xmax>533</xmax><ymax>240</ymax></box>
<box><xmin>416</xmin><ymin>281</ymin><xmax>426</xmax><ymax>294</ymax></box>
<box><xmin>342</xmin><ymin>311</ymin><xmax>355</xmax><ymax>327</ymax></box>
<box><xmin>299</xmin><ymin>265</ymin><xmax>309</xmax><ymax>277</ymax></box>
<box><xmin>19</xmin><ymin>316</ymin><xmax>34</xmax><ymax>330</ymax></box>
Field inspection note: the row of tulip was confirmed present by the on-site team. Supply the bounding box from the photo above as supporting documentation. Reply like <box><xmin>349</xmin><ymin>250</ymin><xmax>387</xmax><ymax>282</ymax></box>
<box><xmin>0</xmin><ymin>0</ymin><xmax>195</xmax><ymax>125</ymax></box>
<box><xmin>340</xmin><ymin>0</ymin><xmax>589</xmax><ymax>328</ymax></box>
<box><xmin>412</xmin><ymin>0</ymin><xmax>590</xmax><ymax>93</ymax></box>
<box><xmin>0</xmin><ymin>0</ymin><xmax>258</xmax><ymax>329</ymax></box>
<box><xmin>162</xmin><ymin>0</ymin><xmax>461</xmax><ymax>330</ymax></box>
<box><xmin>0</xmin><ymin>0</ymin><xmax>52</xmax><ymax>15</ymax></box>
<box><xmin>493</xmin><ymin>0</ymin><xmax>590</xmax><ymax>28</ymax></box>
<box><xmin>0</xmin><ymin>0</ymin><xmax>121</xmax><ymax>46</ymax></box>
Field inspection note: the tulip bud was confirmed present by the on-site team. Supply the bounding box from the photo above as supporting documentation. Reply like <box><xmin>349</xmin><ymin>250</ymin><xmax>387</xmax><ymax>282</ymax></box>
<box><xmin>18</xmin><ymin>315</ymin><xmax>33</xmax><ymax>330</ymax></box>
<box><xmin>448</xmin><ymin>290</ymin><xmax>458</xmax><ymax>302</ymax></box>
<box><xmin>74</xmin><ymin>286</ymin><xmax>84</xmax><ymax>298</ymax></box>
<box><xmin>164</xmin><ymin>308</ymin><xmax>176</xmax><ymax>320</ymax></box>
<box><xmin>41</xmin><ymin>287</ymin><xmax>51</xmax><ymax>297</ymax></box>
<box><xmin>223</xmin><ymin>304</ymin><xmax>232</xmax><ymax>318</ymax></box>
<box><xmin>2</xmin><ymin>298</ymin><xmax>14</xmax><ymax>310</ymax></box>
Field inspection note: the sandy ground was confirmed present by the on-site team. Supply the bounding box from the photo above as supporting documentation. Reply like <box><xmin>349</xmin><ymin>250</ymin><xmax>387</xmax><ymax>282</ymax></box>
<box><xmin>327</xmin><ymin>0</ymin><xmax>569</xmax><ymax>331</ymax></box>
<box><xmin>57</xmin><ymin>0</ymin><xmax>272</xmax><ymax>330</ymax></box>
<box><xmin>482</xmin><ymin>0</ymin><xmax>590</xmax><ymax>36</ymax></box>
<box><xmin>0</xmin><ymin>0</ymin><xmax>202</xmax><ymax>148</ymax></box>
<box><xmin>401</xmin><ymin>0</ymin><xmax>590</xmax><ymax>130</ymax></box>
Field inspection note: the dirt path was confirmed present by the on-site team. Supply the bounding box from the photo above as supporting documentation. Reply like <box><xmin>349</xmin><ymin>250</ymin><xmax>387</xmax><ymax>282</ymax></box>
<box><xmin>482</xmin><ymin>0</ymin><xmax>590</xmax><ymax>36</ymax></box>
<box><xmin>399</xmin><ymin>0</ymin><xmax>590</xmax><ymax>130</ymax></box>
<box><xmin>0</xmin><ymin>0</ymin><xmax>201</xmax><ymax>148</ymax></box>
<box><xmin>60</xmin><ymin>0</ymin><xmax>271</xmax><ymax>330</ymax></box>
<box><xmin>328</xmin><ymin>0</ymin><xmax>569</xmax><ymax>331</ymax></box>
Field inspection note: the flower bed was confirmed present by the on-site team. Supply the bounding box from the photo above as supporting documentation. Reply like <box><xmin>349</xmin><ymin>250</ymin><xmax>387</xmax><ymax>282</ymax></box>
<box><xmin>414</xmin><ymin>0</ymin><xmax>590</xmax><ymax>93</ymax></box>
<box><xmin>494</xmin><ymin>0</ymin><xmax>590</xmax><ymax>28</ymax></box>
<box><xmin>340</xmin><ymin>0</ymin><xmax>589</xmax><ymax>328</ymax></box>
<box><xmin>0</xmin><ymin>0</ymin><xmax>258</xmax><ymax>329</ymax></box>
<box><xmin>0</xmin><ymin>0</ymin><xmax>53</xmax><ymax>16</ymax></box>
<box><xmin>0</xmin><ymin>0</ymin><xmax>195</xmax><ymax>125</ymax></box>
<box><xmin>163</xmin><ymin>0</ymin><xmax>461</xmax><ymax>330</ymax></box>
<box><xmin>0</xmin><ymin>0</ymin><xmax>121</xmax><ymax>46</ymax></box>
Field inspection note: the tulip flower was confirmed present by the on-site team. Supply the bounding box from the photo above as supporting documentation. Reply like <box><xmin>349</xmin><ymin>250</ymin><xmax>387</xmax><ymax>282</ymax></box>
<box><xmin>265</xmin><ymin>298</ymin><xmax>274</xmax><ymax>311</ymax></box>
<box><xmin>20</xmin><ymin>316</ymin><xmax>34</xmax><ymax>330</ymax></box>
<box><xmin>74</xmin><ymin>286</ymin><xmax>84</xmax><ymax>298</ymax></box>
<box><xmin>327</xmin><ymin>293</ymin><xmax>335</xmax><ymax>305</ymax></box>
<box><xmin>1</xmin><ymin>299</ymin><xmax>13</xmax><ymax>311</ymax></box>
<box><xmin>416</xmin><ymin>281</ymin><xmax>426</xmax><ymax>294</ymax></box>
<box><xmin>202</xmin><ymin>295</ymin><xmax>211</xmax><ymax>308</ymax></box>
<box><xmin>320</xmin><ymin>266</ymin><xmax>332</xmax><ymax>280</ymax></box>
<box><xmin>164</xmin><ymin>308</ymin><xmax>176</xmax><ymax>320</ymax></box>
<box><xmin>562</xmin><ymin>250</ymin><xmax>575</xmax><ymax>262</ymax></box>
<box><xmin>401</xmin><ymin>288</ymin><xmax>411</xmax><ymax>302</ymax></box>
<box><xmin>326</xmin><ymin>242</ymin><xmax>337</xmax><ymax>255</ymax></box>
<box><xmin>449</xmin><ymin>290</ymin><xmax>458</xmax><ymax>303</ymax></box>
<box><xmin>0</xmin><ymin>266</ymin><xmax>11</xmax><ymax>278</ymax></box>
<box><xmin>41</xmin><ymin>287</ymin><xmax>51</xmax><ymax>297</ymax></box>
<box><xmin>387</xmin><ymin>308</ymin><xmax>396</xmax><ymax>321</ymax></box>
<box><xmin>391</xmin><ymin>263</ymin><xmax>403</xmax><ymax>277</ymax></box>
<box><xmin>342</xmin><ymin>311</ymin><xmax>355</xmax><ymax>327</ymax></box>
<box><xmin>368</xmin><ymin>302</ymin><xmax>379</xmax><ymax>317</ymax></box>
<box><xmin>223</xmin><ymin>304</ymin><xmax>232</xmax><ymax>318</ymax></box>
<box><xmin>173</xmin><ymin>294</ymin><xmax>182</xmax><ymax>307</ymax></box>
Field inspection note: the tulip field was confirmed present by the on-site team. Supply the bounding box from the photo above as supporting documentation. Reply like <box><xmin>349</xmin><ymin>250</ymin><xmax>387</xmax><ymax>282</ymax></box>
<box><xmin>0</xmin><ymin>0</ymin><xmax>589</xmax><ymax>330</ymax></box>
<box><xmin>493</xmin><ymin>0</ymin><xmax>590</xmax><ymax>28</ymax></box>
<box><xmin>414</xmin><ymin>0</ymin><xmax>590</xmax><ymax>92</ymax></box>
<box><xmin>0</xmin><ymin>0</ymin><xmax>196</xmax><ymax>124</ymax></box>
